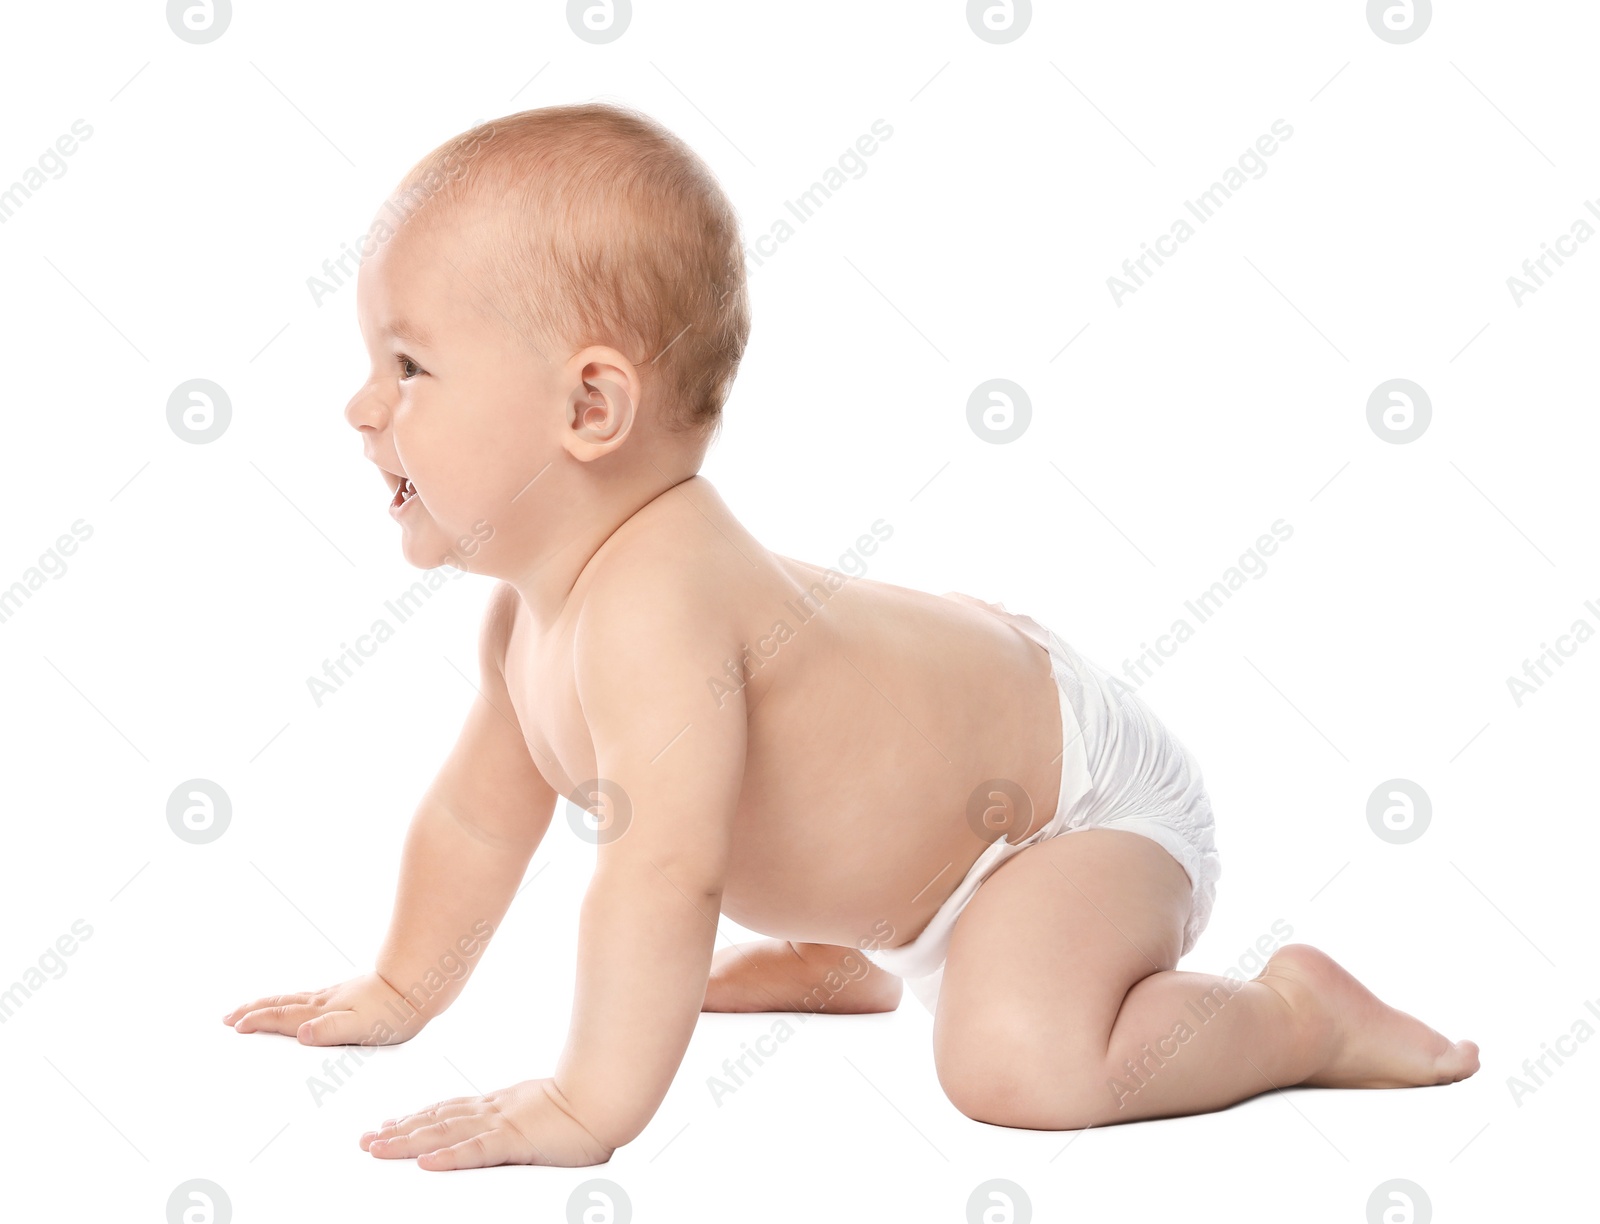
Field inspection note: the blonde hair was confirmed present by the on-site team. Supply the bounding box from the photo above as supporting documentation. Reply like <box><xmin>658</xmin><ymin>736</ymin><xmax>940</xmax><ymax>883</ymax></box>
<box><xmin>397</xmin><ymin>102</ymin><xmax>750</xmax><ymax>443</ymax></box>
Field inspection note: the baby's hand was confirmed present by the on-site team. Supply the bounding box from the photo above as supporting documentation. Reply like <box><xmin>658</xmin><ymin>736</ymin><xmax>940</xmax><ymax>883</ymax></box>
<box><xmin>223</xmin><ymin>972</ymin><xmax>421</xmax><ymax>1046</ymax></box>
<box><xmin>360</xmin><ymin>1078</ymin><xmax>615</xmax><ymax>1169</ymax></box>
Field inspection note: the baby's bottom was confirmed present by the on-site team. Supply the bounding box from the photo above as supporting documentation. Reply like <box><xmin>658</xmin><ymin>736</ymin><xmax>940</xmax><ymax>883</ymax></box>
<box><xmin>932</xmin><ymin>827</ymin><xmax>1478</xmax><ymax>1129</ymax></box>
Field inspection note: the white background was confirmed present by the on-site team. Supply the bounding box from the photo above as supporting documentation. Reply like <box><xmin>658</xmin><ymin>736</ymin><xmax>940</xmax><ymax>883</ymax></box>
<box><xmin>1</xmin><ymin>1</ymin><xmax>1593</xmax><ymax>1220</ymax></box>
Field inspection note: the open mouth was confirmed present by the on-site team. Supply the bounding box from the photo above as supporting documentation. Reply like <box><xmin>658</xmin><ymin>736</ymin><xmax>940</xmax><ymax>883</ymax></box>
<box><xmin>390</xmin><ymin>476</ymin><xmax>418</xmax><ymax>510</ymax></box>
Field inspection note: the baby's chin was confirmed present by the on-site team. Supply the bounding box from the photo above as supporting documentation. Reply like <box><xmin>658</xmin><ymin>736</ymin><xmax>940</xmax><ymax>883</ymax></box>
<box><xmin>396</xmin><ymin>517</ymin><xmax>454</xmax><ymax>569</ymax></box>
<box><xmin>397</xmin><ymin>512</ymin><xmax>491</xmax><ymax>574</ymax></box>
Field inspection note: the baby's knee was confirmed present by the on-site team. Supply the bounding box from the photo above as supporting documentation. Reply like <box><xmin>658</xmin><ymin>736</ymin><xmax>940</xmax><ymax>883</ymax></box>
<box><xmin>935</xmin><ymin>1015</ymin><xmax>1111</xmax><ymax>1130</ymax></box>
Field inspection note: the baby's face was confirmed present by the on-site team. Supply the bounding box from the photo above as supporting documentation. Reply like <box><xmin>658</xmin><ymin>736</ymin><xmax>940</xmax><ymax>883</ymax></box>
<box><xmin>344</xmin><ymin>216</ymin><xmax>566</xmax><ymax>571</ymax></box>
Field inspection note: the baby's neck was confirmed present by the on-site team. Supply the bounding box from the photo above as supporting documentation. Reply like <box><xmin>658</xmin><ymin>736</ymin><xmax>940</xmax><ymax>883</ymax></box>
<box><xmin>501</xmin><ymin>469</ymin><xmax>706</xmax><ymax>633</ymax></box>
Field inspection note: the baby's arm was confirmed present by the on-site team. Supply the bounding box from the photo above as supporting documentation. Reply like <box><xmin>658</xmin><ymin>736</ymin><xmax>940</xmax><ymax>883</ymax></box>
<box><xmin>226</xmin><ymin>583</ymin><xmax>555</xmax><ymax>1045</ymax></box>
<box><xmin>359</xmin><ymin>572</ymin><xmax>746</xmax><ymax>1168</ymax></box>
<box><xmin>550</xmin><ymin>582</ymin><xmax>746</xmax><ymax>1149</ymax></box>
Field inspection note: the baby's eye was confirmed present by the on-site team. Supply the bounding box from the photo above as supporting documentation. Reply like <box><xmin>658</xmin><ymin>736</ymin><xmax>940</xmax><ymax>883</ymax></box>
<box><xmin>397</xmin><ymin>354</ymin><xmax>423</xmax><ymax>381</ymax></box>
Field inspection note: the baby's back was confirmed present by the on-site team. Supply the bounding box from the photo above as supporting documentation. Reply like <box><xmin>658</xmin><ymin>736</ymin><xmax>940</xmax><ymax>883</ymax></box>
<box><xmin>502</xmin><ymin>478</ymin><xmax>1064</xmax><ymax>953</ymax></box>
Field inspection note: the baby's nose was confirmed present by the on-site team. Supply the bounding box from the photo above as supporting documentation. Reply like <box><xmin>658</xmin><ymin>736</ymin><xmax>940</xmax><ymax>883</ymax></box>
<box><xmin>343</xmin><ymin>381</ymin><xmax>387</xmax><ymax>432</ymax></box>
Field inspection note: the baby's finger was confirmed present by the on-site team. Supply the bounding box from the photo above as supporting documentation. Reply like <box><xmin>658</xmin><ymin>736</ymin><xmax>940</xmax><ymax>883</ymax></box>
<box><xmin>296</xmin><ymin>1010</ymin><xmax>365</xmax><ymax>1046</ymax></box>
<box><xmin>233</xmin><ymin>1002</ymin><xmax>323</xmax><ymax>1035</ymax></box>
<box><xmin>223</xmin><ymin>993</ymin><xmax>312</xmax><ymax>1025</ymax></box>
<box><xmin>369</xmin><ymin>1113</ymin><xmax>486</xmax><ymax>1160</ymax></box>
<box><xmin>416</xmin><ymin>1126</ymin><xmax>528</xmax><ymax>1171</ymax></box>
<box><xmin>360</xmin><ymin>1103</ymin><xmax>477</xmax><ymax>1150</ymax></box>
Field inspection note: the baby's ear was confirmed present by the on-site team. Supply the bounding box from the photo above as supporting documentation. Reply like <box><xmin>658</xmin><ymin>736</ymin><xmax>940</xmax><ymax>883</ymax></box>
<box><xmin>569</xmin><ymin>382</ymin><xmax>629</xmax><ymax>442</ymax></box>
<box><xmin>561</xmin><ymin>352</ymin><xmax>640</xmax><ymax>460</ymax></box>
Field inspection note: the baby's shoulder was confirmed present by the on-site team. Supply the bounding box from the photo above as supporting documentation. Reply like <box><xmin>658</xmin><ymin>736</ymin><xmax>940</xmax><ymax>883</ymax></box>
<box><xmin>581</xmin><ymin>481</ymin><xmax>753</xmax><ymax>616</ymax></box>
<box><xmin>578</xmin><ymin>536</ymin><xmax>730</xmax><ymax>644</ymax></box>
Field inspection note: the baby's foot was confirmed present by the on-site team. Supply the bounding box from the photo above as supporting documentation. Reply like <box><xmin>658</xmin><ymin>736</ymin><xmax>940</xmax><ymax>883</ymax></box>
<box><xmin>704</xmin><ymin>939</ymin><xmax>901</xmax><ymax>1014</ymax></box>
<box><xmin>1257</xmin><ymin>944</ymin><xmax>1479</xmax><ymax>1089</ymax></box>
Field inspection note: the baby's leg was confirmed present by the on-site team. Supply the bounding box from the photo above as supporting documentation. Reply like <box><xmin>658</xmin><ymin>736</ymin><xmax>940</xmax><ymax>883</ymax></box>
<box><xmin>934</xmin><ymin>828</ymin><xmax>1478</xmax><ymax>1129</ymax></box>
<box><xmin>703</xmin><ymin>938</ymin><xmax>901</xmax><ymax>1014</ymax></box>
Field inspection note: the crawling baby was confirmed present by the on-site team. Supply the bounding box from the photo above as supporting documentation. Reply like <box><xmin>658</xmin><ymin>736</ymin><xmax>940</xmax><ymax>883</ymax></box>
<box><xmin>225</xmin><ymin>102</ymin><xmax>1478</xmax><ymax>1169</ymax></box>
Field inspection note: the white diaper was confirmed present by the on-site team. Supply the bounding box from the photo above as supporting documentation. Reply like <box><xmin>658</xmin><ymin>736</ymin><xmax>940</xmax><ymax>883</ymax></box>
<box><xmin>864</xmin><ymin>594</ymin><xmax>1221</xmax><ymax>1013</ymax></box>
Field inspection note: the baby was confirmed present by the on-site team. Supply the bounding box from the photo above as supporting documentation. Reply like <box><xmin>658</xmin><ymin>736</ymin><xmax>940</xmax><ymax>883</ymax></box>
<box><xmin>224</xmin><ymin>103</ymin><xmax>1478</xmax><ymax>1169</ymax></box>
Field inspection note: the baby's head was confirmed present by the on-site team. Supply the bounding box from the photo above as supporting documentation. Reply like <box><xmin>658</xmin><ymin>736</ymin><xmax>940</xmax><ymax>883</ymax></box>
<box><xmin>344</xmin><ymin>102</ymin><xmax>749</xmax><ymax>573</ymax></box>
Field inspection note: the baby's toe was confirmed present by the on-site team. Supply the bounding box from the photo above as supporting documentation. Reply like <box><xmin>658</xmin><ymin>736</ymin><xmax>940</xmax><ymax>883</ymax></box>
<box><xmin>1436</xmin><ymin>1039</ymin><xmax>1480</xmax><ymax>1083</ymax></box>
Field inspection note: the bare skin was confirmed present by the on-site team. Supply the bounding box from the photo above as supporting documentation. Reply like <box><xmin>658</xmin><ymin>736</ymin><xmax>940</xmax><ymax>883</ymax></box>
<box><xmin>703</xmin><ymin>939</ymin><xmax>904</xmax><ymax>1015</ymax></box>
<box><xmin>224</xmin><ymin>197</ymin><xmax>1477</xmax><ymax>1169</ymax></box>
<box><xmin>928</xmin><ymin>829</ymin><xmax>1477</xmax><ymax>1129</ymax></box>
